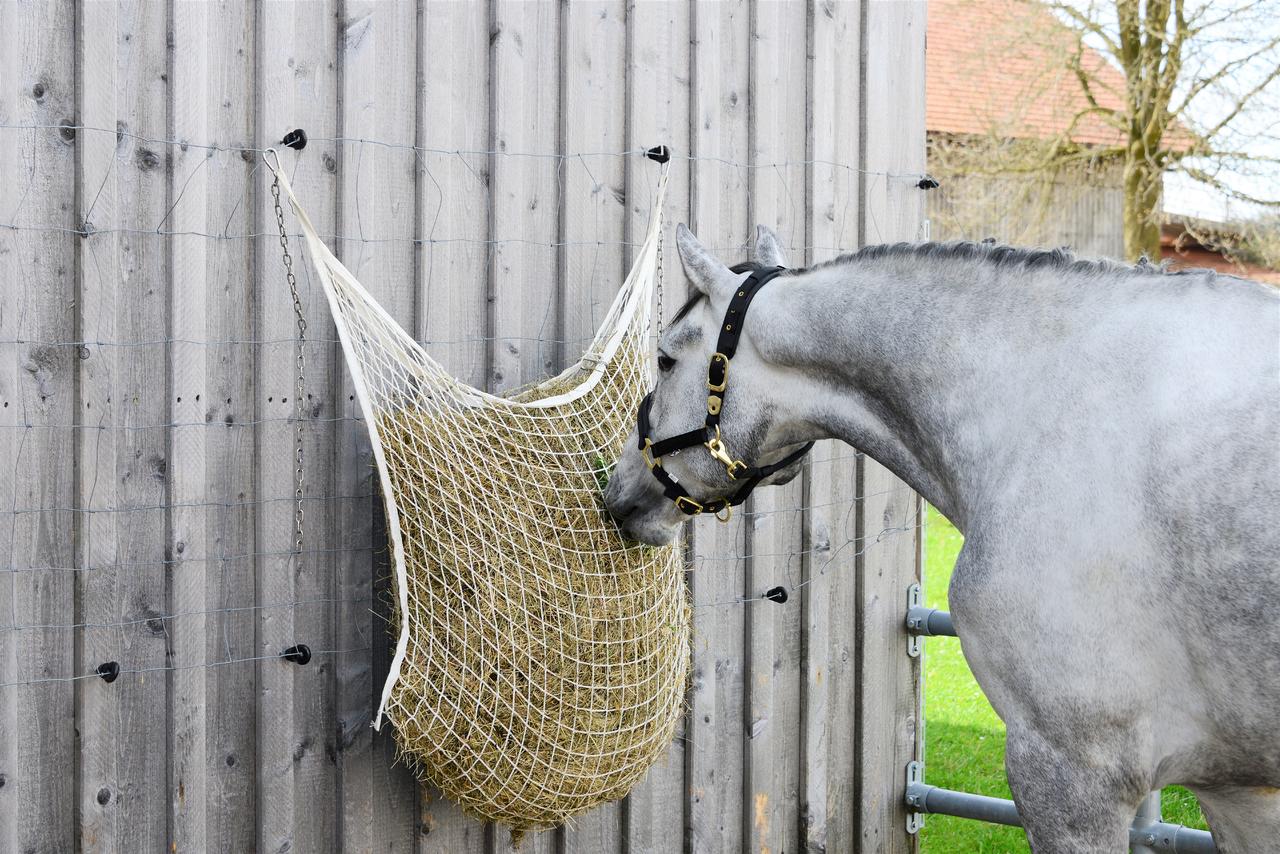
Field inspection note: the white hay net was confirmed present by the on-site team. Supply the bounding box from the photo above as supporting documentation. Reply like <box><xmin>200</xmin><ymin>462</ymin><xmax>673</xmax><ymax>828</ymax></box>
<box><xmin>267</xmin><ymin>161</ymin><xmax>688</xmax><ymax>833</ymax></box>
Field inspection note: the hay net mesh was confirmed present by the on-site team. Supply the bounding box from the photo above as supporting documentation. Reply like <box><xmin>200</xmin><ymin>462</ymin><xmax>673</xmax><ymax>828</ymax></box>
<box><xmin>269</xmin><ymin>161</ymin><xmax>689</xmax><ymax>834</ymax></box>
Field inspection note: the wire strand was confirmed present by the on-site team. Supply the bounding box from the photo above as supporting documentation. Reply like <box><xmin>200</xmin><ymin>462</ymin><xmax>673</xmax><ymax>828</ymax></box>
<box><xmin>1</xmin><ymin>123</ymin><xmax>926</xmax><ymax>690</ymax></box>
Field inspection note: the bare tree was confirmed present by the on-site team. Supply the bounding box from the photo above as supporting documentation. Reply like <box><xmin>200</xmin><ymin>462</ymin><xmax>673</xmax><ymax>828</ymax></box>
<box><xmin>932</xmin><ymin>0</ymin><xmax>1280</xmax><ymax>261</ymax></box>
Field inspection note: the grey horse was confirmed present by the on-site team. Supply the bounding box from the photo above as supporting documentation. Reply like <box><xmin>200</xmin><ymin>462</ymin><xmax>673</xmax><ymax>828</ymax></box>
<box><xmin>604</xmin><ymin>224</ymin><xmax>1280</xmax><ymax>853</ymax></box>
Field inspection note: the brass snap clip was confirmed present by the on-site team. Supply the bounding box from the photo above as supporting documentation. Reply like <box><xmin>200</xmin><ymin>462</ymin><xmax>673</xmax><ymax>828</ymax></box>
<box><xmin>705</xmin><ymin>427</ymin><xmax>747</xmax><ymax>479</ymax></box>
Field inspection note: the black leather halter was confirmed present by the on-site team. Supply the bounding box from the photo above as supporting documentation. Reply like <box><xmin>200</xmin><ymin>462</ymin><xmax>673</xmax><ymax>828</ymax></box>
<box><xmin>635</xmin><ymin>267</ymin><xmax>814</xmax><ymax>520</ymax></box>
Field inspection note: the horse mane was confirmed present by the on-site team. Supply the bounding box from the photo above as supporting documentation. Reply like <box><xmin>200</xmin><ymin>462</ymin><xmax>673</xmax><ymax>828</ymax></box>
<box><xmin>667</xmin><ymin>242</ymin><xmax>1233</xmax><ymax>327</ymax></box>
<box><xmin>809</xmin><ymin>240</ymin><xmax>1207</xmax><ymax>281</ymax></box>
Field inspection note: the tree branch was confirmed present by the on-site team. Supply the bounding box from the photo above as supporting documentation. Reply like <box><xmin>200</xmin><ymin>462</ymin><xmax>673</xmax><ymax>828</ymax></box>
<box><xmin>1169</xmin><ymin>38</ymin><xmax>1280</xmax><ymax>118</ymax></box>
<box><xmin>1199</xmin><ymin>61</ymin><xmax>1280</xmax><ymax>143</ymax></box>
<box><xmin>1179</xmin><ymin>165</ymin><xmax>1280</xmax><ymax>207</ymax></box>
<box><xmin>1044</xmin><ymin>1</ymin><xmax>1121</xmax><ymax>55</ymax></box>
<box><xmin>1183</xmin><ymin>3</ymin><xmax>1263</xmax><ymax>39</ymax></box>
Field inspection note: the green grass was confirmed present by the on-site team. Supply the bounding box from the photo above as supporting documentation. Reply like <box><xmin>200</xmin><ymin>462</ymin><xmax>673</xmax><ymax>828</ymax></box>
<box><xmin>920</xmin><ymin>505</ymin><xmax>1209</xmax><ymax>853</ymax></box>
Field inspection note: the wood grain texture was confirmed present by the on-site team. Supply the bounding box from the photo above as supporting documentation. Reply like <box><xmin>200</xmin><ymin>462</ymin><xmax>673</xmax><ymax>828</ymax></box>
<box><xmin>560</xmin><ymin>7</ymin><xmax>629</xmax><ymax>851</ymax></box>
<box><xmin>417</xmin><ymin>1</ymin><xmax>491</xmax><ymax>389</ymax></box>
<box><xmin>800</xmin><ymin>2</ymin><xmax>866</xmax><ymax>851</ymax></box>
<box><xmin>743</xmin><ymin>3</ymin><xmax>809</xmax><ymax>853</ymax></box>
<box><xmin>621</xmin><ymin>1</ymin><xmax>692</xmax><ymax>848</ymax></box>
<box><xmin>859</xmin><ymin>3</ymin><xmax>926</xmax><ymax>852</ymax></box>
<box><xmin>927</xmin><ymin>171</ymin><xmax>1126</xmax><ymax>259</ymax></box>
<box><xmin>0</xmin><ymin>2</ymin><xmax>927</xmax><ymax>849</ymax></box>
<box><xmin>488</xmin><ymin>0</ymin><xmax>561</xmax><ymax>400</ymax></box>
<box><xmin>255</xmin><ymin>3</ymin><xmax>340</xmax><ymax>852</ymax></box>
<box><xmin>416</xmin><ymin>3</ymin><xmax>493</xmax><ymax>849</ymax></box>
<box><xmin>0</xmin><ymin>2</ymin><xmax>78</xmax><ymax>851</ymax></box>
<box><xmin>336</xmin><ymin>2</ymin><xmax>421</xmax><ymax>853</ymax></box>
<box><xmin>688</xmin><ymin>2</ymin><xmax>751</xmax><ymax>852</ymax></box>
<box><xmin>487</xmin><ymin>3</ymin><xmax>561</xmax><ymax>852</ymax></box>
<box><xmin>169</xmin><ymin>2</ymin><xmax>258</xmax><ymax>851</ymax></box>
<box><xmin>76</xmin><ymin>3</ymin><xmax>171</xmax><ymax>850</ymax></box>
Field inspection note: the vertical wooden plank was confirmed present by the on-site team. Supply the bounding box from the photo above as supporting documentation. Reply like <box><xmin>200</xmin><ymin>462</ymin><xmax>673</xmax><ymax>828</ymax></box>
<box><xmin>622</xmin><ymin>1</ymin><xmax>691</xmax><ymax>850</ymax></box>
<box><xmin>559</xmin><ymin>0</ymin><xmax>626</xmax><ymax>365</ymax></box>
<box><xmin>335</xmin><ymin>3</ymin><xmax>421</xmax><ymax>852</ymax></box>
<box><xmin>488</xmin><ymin>0</ymin><xmax>561</xmax><ymax>400</ymax></box>
<box><xmin>0</xmin><ymin>2</ymin><xmax>78</xmax><ymax>851</ymax></box>
<box><xmin>854</xmin><ymin>466</ymin><xmax>922</xmax><ymax>854</ymax></box>
<box><xmin>488</xmin><ymin>2</ymin><xmax>560</xmax><ymax>851</ymax></box>
<box><xmin>76</xmin><ymin>3</ymin><xmax>171</xmax><ymax>850</ymax></box>
<box><xmin>744</xmin><ymin>3</ymin><xmax>809</xmax><ymax>852</ymax></box>
<box><xmin>559</xmin><ymin>2</ymin><xmax>627</xmax><ymax>851</ymax></box>
<box><xmin>256</xmin><ymin>3</ymin><xmax>340</xmax><ymax>852</ymax></box>
<box><xmin>417</xmin><ymin>0</ymin><xmax>490</xmax><ymax>389</ymax></box>
<box><xmin>861</xmin><ymin>0</ymin><xmax>926</xmax><ymax>246</ymax></box>
<box><xmin>802</xmin><ymin>3</ymin><xmax>863</xmax><ymax>851</ymax></box>
<box><xmin>417</xmin><ymin>3</ymin><xmax>491</xmax><ymax>847</ymax></box>
<box><xmin>860</xmin><ymin>3</ymin><xmax>926</xmax><ymax>852</ymax></box>
<box><xmin>169</xmin><ymin>2</ymin><xmax>258</xmax><ymax>852</ymax></box>
<box><xmin>688</xmin><ymin>1</ymin><xmax>751</xmax><ymax>851</ymax></box>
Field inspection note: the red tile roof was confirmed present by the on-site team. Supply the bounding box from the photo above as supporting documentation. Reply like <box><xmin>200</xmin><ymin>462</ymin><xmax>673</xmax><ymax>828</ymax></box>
<box><xmin>928</xmin><ymin>0</ymin><xmax>1129</xmax><ymax>147</ymax></box>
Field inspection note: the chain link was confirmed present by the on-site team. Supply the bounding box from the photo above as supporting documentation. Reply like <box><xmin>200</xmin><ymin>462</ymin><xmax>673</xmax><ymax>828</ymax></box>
<box><xmin>270</xmin><ymin>174</ymin><xmax>308</xmax><ymax>555</ymax></box>
<box><xmin>655</xmin><ymin>206</ymin><xmax>665</xmax><ymax>340</ymax></box>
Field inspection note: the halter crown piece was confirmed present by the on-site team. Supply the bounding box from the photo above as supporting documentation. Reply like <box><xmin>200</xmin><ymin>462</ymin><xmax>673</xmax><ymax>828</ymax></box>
<box><xmin>636</xmin><ymin>266</ymin><xmax>815</xmax><ymax>521</ymax></box>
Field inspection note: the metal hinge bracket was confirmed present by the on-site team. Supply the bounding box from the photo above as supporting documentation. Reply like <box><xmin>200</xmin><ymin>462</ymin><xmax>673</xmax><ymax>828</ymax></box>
<box><xmin>906</xmin><ymin>583</ymin><xmax>924</xmax><ymax>658</ymax></box>
<box><xmin>905</xmin><ymin>760</ymin><xmax>925</xmax><ymax>834</ymax></box>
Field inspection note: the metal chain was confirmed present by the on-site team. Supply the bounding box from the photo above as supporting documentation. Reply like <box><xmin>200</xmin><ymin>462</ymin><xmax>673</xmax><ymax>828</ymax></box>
<box><xmin>655</xmin><ymin>204</ymin><xmax>665</xmax><ymax>339</ymax></box>
<box><xmin>270</xmin><ymin>172</ymin><xmax>308</xmax><ymax>555</ymax></box>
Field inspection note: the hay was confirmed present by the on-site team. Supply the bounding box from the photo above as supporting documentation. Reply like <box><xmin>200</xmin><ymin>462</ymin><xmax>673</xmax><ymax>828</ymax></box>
<box><xmin>375</xmin><ymin>344</ymin><xmax>690</xmax><ymax>836</ymax></box>
<box><xmin>270</xmin><ymin>160</ymin><xmax>686</xmax><ymax>838</ymax></box>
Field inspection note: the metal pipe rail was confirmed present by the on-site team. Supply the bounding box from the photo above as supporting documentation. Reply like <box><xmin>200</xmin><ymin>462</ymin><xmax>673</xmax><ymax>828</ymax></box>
<box><xmin>904</xmin><ymin>763</ymin><xmax>1217</xmax><ymax>853</ymax></box>
<box><xmin>905</xmin><ymin>603</ymin><xmax>955</xmax><ymax>637</ymax></box>
<box><xmin>902</xmin><ymin>585</ymin><xmax>1219</xmax><ymax>853</ymax></box>
<box><xmin>905</xmin><ymin>583</ymin><xmax>956</xmax><ymax>659</ymax></box>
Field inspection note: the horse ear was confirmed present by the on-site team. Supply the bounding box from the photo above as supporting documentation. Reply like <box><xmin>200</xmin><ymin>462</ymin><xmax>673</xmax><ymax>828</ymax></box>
<box><xmin>675</xmin><ymin>223</ymin><xmax>735</xmax><ymax>299</ymax></box>
<box><xmin>753</xmin><ymin>224</ymin><xmax>789</xmax><ymax>267</ymax></box>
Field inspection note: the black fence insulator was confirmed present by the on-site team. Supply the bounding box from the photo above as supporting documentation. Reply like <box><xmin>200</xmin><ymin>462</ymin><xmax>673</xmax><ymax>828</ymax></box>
<box><xmin>282</xmin><ymin>129</ymin><xmax>308</xmax><ymax>151</ymax></box>
<box><xmin>644</xmin><ymin>144</ymin><xmax>671</xmax><ymax>164</ymax></box>
<box><xmin>916</xmin><ymin>175</ymin><xmax>940</xmax><ymax>190</ymax></box>
<box><xmin>281</xmin><ymin>644</ymin><xmax>312</xmax><ymax>665</ymax></box>
<box><xmin>764</xmin><ymin>586</ymin><xmax>788</xmax><ymax>604</ymax></box>
<box><xmin>96</xmin><ymin>661</ymin><xmax>120</xmax><ymax>683</ymax></box>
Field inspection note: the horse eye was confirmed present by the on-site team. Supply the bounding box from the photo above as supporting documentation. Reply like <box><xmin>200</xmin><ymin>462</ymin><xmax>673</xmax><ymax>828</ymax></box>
<box><xmin>657</xmin><ymin>353</ymin><xmax>676</xmax><ymax>373</ymax></box>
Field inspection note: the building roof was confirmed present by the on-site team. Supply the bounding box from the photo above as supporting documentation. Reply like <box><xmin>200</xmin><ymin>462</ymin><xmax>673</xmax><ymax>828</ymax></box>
<box><xmin>1160</xmin><ymin>222</ymin><xmax>1280</xmax><ymax>285</ymax></box>
<box><xmin>928</xmin><ymin>0</ymin><xmax>1129</xmax><ymax>147</ymax></box>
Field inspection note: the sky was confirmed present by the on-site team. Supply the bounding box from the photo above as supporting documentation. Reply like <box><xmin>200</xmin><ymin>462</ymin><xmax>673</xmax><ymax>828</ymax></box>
<box><xmin>1060</xmin><ymin>0</ymin><xmax>1280</xmax><ymax>223</ymax></box>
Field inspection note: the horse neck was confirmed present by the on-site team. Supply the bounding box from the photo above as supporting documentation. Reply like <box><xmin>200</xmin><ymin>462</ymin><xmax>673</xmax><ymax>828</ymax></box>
<box><xmin>749</xmin><ymin>256</ymin><xmax>1057</xmax><ymax>532</ymax></box>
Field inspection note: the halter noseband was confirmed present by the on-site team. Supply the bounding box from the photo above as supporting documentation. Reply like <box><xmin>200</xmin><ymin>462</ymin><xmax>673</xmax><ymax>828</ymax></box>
<box><xmin>635</xmin><ymin>266</ymin><xmax>814</xmax><ymax>522</ymax></box>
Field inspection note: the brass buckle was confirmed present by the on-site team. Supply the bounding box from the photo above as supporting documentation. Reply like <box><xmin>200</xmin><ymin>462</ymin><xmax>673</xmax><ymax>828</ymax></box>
<box><xmin>641</xmin><ymin>438</ymin><xmax>660</xmax><ymax>470</ymax></box>
<box><xmin>674</xmin><ymin>495</ymin><xmax>704</xmax><ymax>515</ymax></box>
<box><xmin>705</xmin><ymin>427</ymin><xmax>747</xmax><ymax>480</ymax></box>
<box><xmin>706</xmin><ymin>353</ymin><xmax>729</xmax><ymax>393</ymax></box>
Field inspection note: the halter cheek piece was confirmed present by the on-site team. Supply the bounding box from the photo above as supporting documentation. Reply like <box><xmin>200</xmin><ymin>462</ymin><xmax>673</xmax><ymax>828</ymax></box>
<box><xmin>636</xmin><ymin>266</ymin><xmax>815</xmax><ymax>521</ymax></box>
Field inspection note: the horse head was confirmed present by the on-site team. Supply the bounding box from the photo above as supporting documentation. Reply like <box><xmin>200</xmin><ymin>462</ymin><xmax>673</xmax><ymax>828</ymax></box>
<box><xmin>604</xmin><ymin>224</ymin><xmax>813</xmax><ymax>545</ymax></box>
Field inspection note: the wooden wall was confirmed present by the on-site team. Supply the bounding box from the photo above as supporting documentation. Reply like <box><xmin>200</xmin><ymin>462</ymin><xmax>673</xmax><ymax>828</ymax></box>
<box><xmin>926</xmin><ymin>164</ymin><xmax>1127</xmax><ymax>260</ymax></box>
<box><xmin>0</xmin><ymin>2</ymin><xmax>925</xmax><ymax>852</ymax></box>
